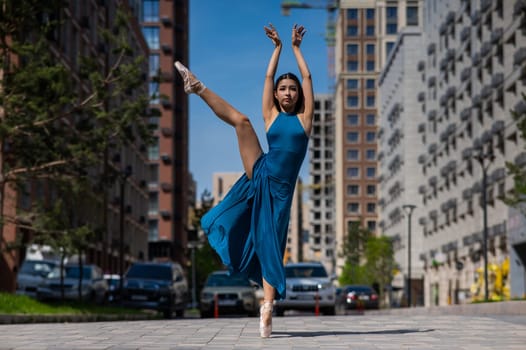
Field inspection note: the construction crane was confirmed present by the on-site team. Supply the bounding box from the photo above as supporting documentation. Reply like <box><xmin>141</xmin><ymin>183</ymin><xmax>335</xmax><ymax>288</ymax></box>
<box><xmin>280</xmin><ymin>0</ymin><xmax>339</xmax><ymax>89</ymax></box>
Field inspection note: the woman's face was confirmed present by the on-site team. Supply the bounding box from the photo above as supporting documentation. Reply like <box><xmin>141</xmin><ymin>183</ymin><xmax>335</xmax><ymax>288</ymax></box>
<box><xmin>274</xmin><ymin>78</ymin><xmax>299</xmax><ymax>112</ymax></box>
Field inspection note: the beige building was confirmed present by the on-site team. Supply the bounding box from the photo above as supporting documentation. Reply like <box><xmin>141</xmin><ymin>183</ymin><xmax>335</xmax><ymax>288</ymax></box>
<box><xmin>211</xmin><ymin>172</ymin><xmax>244</xmax><ymax>205</ymax></box>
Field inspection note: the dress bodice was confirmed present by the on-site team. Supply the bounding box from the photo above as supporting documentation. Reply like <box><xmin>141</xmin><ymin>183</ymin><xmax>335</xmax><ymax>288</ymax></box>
<box><xmin>266</xmin><ymin>112</ymin><xmax>309</xmax><ymax>181</ymax></box>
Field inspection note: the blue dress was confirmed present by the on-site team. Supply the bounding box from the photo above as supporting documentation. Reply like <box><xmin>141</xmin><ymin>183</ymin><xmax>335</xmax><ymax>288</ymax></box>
<box><xmin>201</xmin><ymin>112</ymin><xmax>309</xmax><ymax>300</ymax></box>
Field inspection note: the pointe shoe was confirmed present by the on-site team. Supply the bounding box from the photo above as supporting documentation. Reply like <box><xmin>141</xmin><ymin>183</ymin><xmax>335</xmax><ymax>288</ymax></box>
<box><xmin>174</xmin><ymin>61</ymin><xmax>206</xmax><ymax>95</ymax></box>
<box><xmin>259</xmin><ymin>301</ymin><xmax>273</xmax><ymax>338</ymax></box>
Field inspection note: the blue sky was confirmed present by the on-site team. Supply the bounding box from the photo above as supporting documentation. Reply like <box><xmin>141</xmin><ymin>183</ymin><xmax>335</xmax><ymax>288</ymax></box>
<box><xmin>188</xmin><ymin>0</ymin><xmax>331</xmax><ymax>196</ymax></box>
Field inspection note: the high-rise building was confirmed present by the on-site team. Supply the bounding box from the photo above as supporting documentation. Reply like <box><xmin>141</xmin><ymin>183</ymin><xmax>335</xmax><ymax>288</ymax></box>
<box><xmin>334</xmin><ymin>0</ymin><xmax>424</xmax><ymax>275</ymax></box>
<box><xmin>308</xmin><ymin>94</ymin><xmax>336</xmax><ymax>274</ymax></box>
<box><xmin>138</xmin><ymin>0</ymin><xmax>190</xmax><ymax>265</ymax></box>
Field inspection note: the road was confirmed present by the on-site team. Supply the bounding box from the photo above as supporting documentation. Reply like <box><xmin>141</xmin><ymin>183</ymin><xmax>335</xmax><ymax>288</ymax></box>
<box><xmin>1</xmin><ymin>312</ymin><xmax>525</xmax><ymax>349</ymax></box>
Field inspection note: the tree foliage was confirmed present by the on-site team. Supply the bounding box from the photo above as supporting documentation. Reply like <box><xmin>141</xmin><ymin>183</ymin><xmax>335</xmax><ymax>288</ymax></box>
<box><xmin>0</xmin><ymin>0</ymin><xmax>153</xmax><ymax>278</ymax></box>
<box><xmin>339</xmin><ymin>221</ymin><xmax>395</xmax><ymax>306</ymax></box>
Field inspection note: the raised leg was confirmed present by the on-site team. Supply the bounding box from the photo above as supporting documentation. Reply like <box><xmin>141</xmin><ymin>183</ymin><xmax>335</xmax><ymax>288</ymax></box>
<box><xmin>175</xmin><ymin>62</ymin><xmax>262</xmax><ymax>178</ymax></box>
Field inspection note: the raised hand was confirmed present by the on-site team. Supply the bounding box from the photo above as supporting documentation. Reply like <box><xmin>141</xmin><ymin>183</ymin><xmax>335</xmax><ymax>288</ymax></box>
<box><xmin>264</xmin><ymin>23</ymin><xmax>281</xmax><ymax>47</ymax></box>
<box><xmin>292</xmin><ymin>24</ymin><xmax>306</xmax><ymax>47</ymax></box>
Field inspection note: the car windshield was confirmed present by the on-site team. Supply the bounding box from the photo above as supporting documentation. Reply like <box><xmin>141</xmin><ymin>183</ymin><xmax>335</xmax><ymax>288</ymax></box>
<box><xmin>20</xmin><ymin>261</ymin><xmax>56</xmax><ymax>276</ymax></box>
<box><xmin>205</xmin><ymin>274</ymin><xmax>251</xmax><ymax>287</ymax></box>
<box><xmin>126</xmin><ymin>265</ymin><xmax>172</xmax><ymax>280</ymax></box>
<box><xmin>65</xmin><ymin>266</ymin><xmax>91</xmax><ymax>279</ymax></box>
<box><xmin>285</xmin><ymin>266</ymin><xmax>328</xmax><ymax>278</ymax></box>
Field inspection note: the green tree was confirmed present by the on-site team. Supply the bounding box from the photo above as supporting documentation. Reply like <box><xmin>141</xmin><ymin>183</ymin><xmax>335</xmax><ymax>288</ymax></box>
<box><xmin>364</xmin><ymin>235</ymin><xmax>395</xmax><ymax>306</ymax></box>
<box><xmin>338</xmin><ymin>221</ymin><xmax>371</xmax><ymax>285</ymax></box>
<box><xmin>0</xmin><ymin>1</ymin><xmax>153</xmax><ymax>271</ymax></box>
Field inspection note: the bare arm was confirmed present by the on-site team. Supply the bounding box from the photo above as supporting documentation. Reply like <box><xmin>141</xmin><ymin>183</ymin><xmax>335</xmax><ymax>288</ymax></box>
<box><xmin>262</xmin><ymin>24</ymin><xmax>281</xmax><ymax>127</ymax></box>
<box><xmin>292</xmin><ymin>24</ymin><xmax>314</xmax><ymax>135</ymax></box>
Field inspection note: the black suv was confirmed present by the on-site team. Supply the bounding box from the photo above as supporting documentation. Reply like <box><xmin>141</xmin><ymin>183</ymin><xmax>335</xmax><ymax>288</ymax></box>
<box><xmin>121</xmin><ymin>262</ymin><xmax>188</xmax><ymax>318</ymax></box>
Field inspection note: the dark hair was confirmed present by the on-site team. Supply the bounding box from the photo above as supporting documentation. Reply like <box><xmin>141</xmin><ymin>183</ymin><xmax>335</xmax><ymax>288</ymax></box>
<box><xmin>273</xmin><ymin>72</ymin><xmax>304</xmax><ymax>114</ymax></box>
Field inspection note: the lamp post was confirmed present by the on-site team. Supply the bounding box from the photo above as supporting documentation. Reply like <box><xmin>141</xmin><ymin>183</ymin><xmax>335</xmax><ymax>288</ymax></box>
<box><xmin>402</xmin><ymin>204</ymin><xmax>416</xmax><ymax>307</ymax></box>
<box><xmin>474</xmin><ymin>149</ymin><xmax>494</xmax><ymax>301</ymax></box>
<box><xmin>119</xmin><ymin>165</ymin><xmax>132</xmax><ymax>293</ymax></box>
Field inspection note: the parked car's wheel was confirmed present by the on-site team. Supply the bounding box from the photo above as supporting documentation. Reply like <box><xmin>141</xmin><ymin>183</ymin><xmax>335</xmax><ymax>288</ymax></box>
<box><xmin>175</xmin><ymin>307</ymin><xmax>185</xmax><ymax>318</ymax></box>
<box><xmin>322</xmin><ymin>306</ymin><xmax>336</xmax><ymax>315</ymax></box>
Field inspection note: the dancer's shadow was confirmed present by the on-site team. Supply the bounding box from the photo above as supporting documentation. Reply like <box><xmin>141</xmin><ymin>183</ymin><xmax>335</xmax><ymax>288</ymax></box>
<box><xmin>272</xmin><ymin>328</ymin><xmax>435</xmax><ymax>338</ymax></box>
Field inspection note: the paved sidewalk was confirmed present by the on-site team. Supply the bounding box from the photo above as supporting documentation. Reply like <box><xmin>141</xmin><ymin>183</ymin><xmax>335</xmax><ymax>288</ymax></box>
<box><xmin>1</xmin><ymin>313</ymin><xmax>526</xmax><ymax>349</ymax></box>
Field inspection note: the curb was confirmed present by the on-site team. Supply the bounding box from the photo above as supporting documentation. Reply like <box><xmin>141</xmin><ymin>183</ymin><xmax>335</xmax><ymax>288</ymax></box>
<box><xmin>367</xmin><ymin>300</ymin><xmax>526</xmax><ymax>316</ymax></box>
<box><xmin>0</xmin><ymin>313</ymin><xmax>159</xmax><ymax>324</ymax></box>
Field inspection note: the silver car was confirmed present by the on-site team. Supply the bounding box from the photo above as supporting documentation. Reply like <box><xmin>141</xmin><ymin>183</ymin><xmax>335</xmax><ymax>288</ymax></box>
<box><xmin>274</xmin><ymin>262</ymin><xmax>336</xmax><ymax>316</ymax></box>
<box><xmin>37</xmin><ymin>264</ymin><xmax>108</xmax><ymax>303</ymax></box>
<box><xmin>200</xmin><ymin>271</ymin><xmax>258</xmax><ymax>318</ymax></box>
<box><xmin>16</xmin><ymin>259</ymin><xmax>59</xmax><ymax>298</ymax></box>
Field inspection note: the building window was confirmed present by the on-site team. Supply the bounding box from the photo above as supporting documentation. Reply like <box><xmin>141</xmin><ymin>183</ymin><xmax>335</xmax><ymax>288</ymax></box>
<box><xmin>366</xmin><ymin>8</ymin><xmax>375</xmax><ymax>19</ymax></box>
<box><xmin>347</xmin><ymin>60</ymin><xmax>359</xmax><ymax>71</ymax></box>
<box><xmin>366</xmin><ymin>167</ymin><xmax>376</xmax><ymax>178</ymax></box>
<box><xmin>347</xmin><ymin>95</ymin><xmax>359</xmax><ymax>107</ymax></box>
<box><xmin>407</xmin><ymin>6</ymin><xmax>419</xmax><ymax>26</ymax></box>
<box><xmin>366</xmin><ymin>79</ymin><xmax>375</xmax><ymax>89</ymax></box>
<box><xmin>347</xmin><ymin>149</ymin><xmax>360</xmax><ymax>160</ymax></box>
<box><xmin>367</xmin><ymin>221</ymin><xmax>377</xmax><ymax>231</ymax></box>
<box><xmin>366</xmin><ymin>185</ymin><xmax>376</xmax><ymax>195</ymax></box>
<box><xmin>347</xmin><ymin>202</ymin><xmax>360</xmax><ymax>213</ymax></box>
<box><xmin>347</xmin><ymin>79</ymin><xmax>359</xmax><ymax>89</ymax></box>
<box><xmin>142</xmin><ymin>26</ymin><xmax>160</xmax><ymax>49</ymax></box>
<box><xmin>148</xmin><ymin>219</ymin><xmax>159</xmax><ymax>241</ymax></box>
<box><xmin>386</xmin><ymin>23</ymin><xmax>398</xmax><ymax>34</ymax></box>
<box><xmin>366</xmin><ymin>149</ymin><xmax>376</xmax><ymax>160</ymax></box>
<box><xmin>366</xmin><ymin>60</ymin><xmax>375</xmax><ymax>71</ymax></box>
<box><xmin>366</xmin><ymin>95</ymin><xmax>375</xmax><ymax>107</ymax></box>
<box><xmin>347</xmin><ymin>8</ymin><xmax>358</xmax><ymax>19</ymax></box>
<box><xmin>347</xmin><ymin>25</ymin><xmax>358</xmax><ymax>36</ymax></box>
<box><xmin>366</xmin><ymin>44</ymin><xmax>375</xmax><ymax>55</ymax></box>
<box><xmin>347</xmin><ymin>167</ymin><xmax>359</xmax><ymax>178</ymax></box>
<box><xmin>366</xmin><ymin>25</ymin><xmax>375</xmax><ymax>36</ymax></box>
<box><xmin>347</xmin><ymin>114</ymin><xmax>359</xmax><ymax>125</ymax></box>
<box><xmin>347</xmin><ymin>43</ymin><xmax>359</xmax><ymax>55</ymax></box>
<box><xmin>149</xmin><ymin>54</ymin><xmax>160</xmax><ymax>77</ymax></box>
<box><xmin>366</xmin><ymin>131</ymin><xmax>376</xmax><ymax>142</ymax></box>
<box><xmin>367</xmin><ymin>203</ymin><xmax>376</xmax><ymax>213</ymax></box>
<box><xmin>386</xmin><ymin>6</ymin><xmax>398</xmax><ymax>19</ymax></box>
<box><xmin>347</xmin><ymin>131</ymin><xmax>359</xmax><ymax>143</ymax></box>
<box><xmin>366</xmin><ymin>114</ymin><xmax>375</xmax><ymax>125</ymax></box>
<box><xmin>149</xmin><ymin>81</ymin><xmax>159</xmax><ymax>104</ymax></box>
<box><xmin>386</xmin><ymin>42</ymin><xmax>395</xmax><ymax>57</ymax></box>
<box><xmin>148</xmin><ymin>192</ymin><xmax>159</xmax><ymax>215</ymax></box>
<box><xmin>142</xmin><ymin>0</ymin><xmax>159</xmax><ymax>22</ymax></box>
<box><xmin>347</xmin><ymin>185</ymin><xmax>359</xmax><ymax>195</ymax></box>
<box><xmin>148</xmin><ymin>136</ymin><xmax>159</xmax><ymax>160</ymax></box>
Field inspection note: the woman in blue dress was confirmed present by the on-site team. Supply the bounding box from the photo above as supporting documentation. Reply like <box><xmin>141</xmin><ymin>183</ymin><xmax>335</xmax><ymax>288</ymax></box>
<box><xmin>175</xmin><ymin>23</ymin><xmax>313</xmax><ymax>338</ymax></box>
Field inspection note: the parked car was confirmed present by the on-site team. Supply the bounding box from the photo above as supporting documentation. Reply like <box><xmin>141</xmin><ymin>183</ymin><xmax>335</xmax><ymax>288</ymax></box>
<box><xmin>199</xmin><ymin>270</ymin><xmax>258</xmax><ymax>318</ymax></box>
<box><xmin>37</xmin><ymin>264</ymin><xmax>108</xmax><ymax>303</ymax></box>
<box><xmin>337</xmin><ymin>285</ymin><xmax>379</xmax><ymax>310</ymax></box>
<box><xmin>16</xmin><ymin>259</ymin><xmax>59</xmax><ymax>298</ymax></box>
<box><xmin>121</xmin><ymin>262</ymin><xmax>188</xmax><ymax>319</ymax></box>
<box><xmin>274</xmin><ymin>262</ymin><xmax>336</xmax><ymax>316</ymax></box>
<box><xmin>104</xmin><ymin>274</ymin><xmax>121</xmax><ymax>303</ymax></box>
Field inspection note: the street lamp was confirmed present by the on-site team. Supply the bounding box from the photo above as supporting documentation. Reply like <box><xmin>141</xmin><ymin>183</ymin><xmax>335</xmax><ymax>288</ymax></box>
<box><xmin>402</xmin><ymin>204</ymin><xmax>416</xmax><ymax>307</ymax></box>
<box><xmin>473</xmin><ymin>148</ymin><xmax>494</xmax><ymax>301</ymax></box>
<box><xmin>119</xmin><ymin>165</ymin><xmax>132</xmax><ymax>293</ymax></box>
